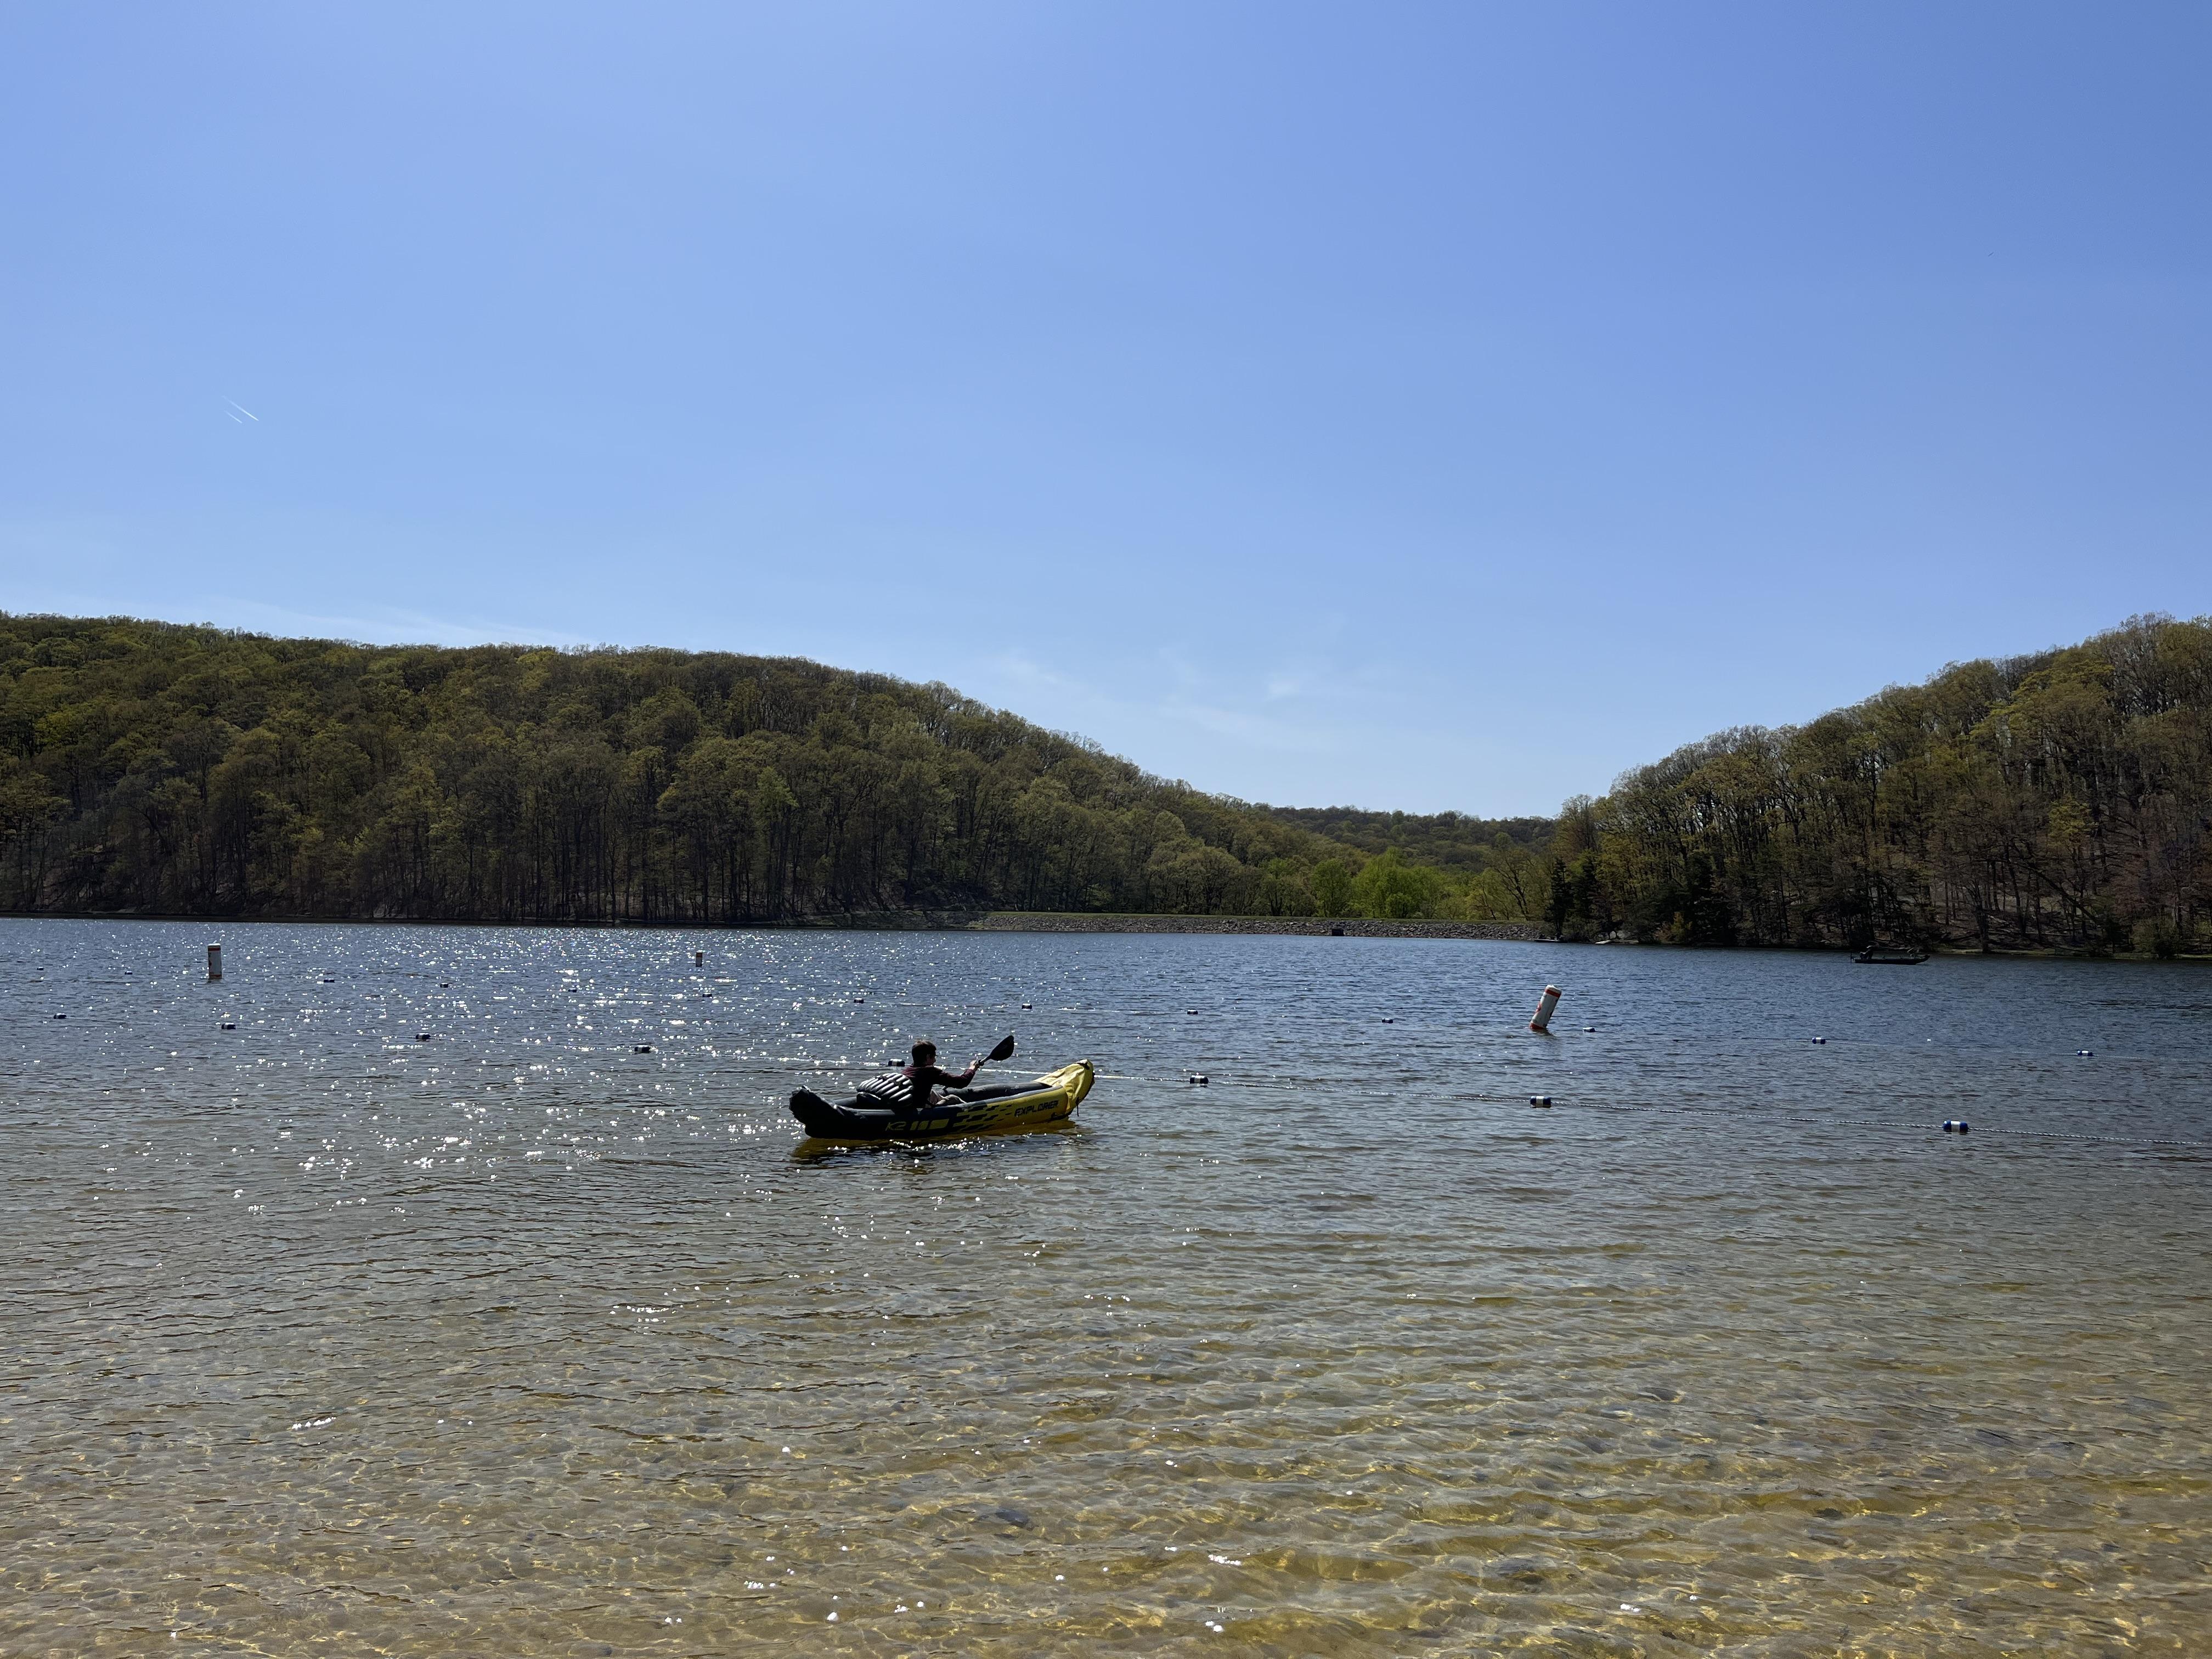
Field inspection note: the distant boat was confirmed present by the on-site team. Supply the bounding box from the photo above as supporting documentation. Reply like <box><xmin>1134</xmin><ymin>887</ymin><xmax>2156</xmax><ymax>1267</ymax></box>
<box><xmin>1852</xmin><ymin>946</ymin><xmax>1929</xmax><ymax>964</ymax></box>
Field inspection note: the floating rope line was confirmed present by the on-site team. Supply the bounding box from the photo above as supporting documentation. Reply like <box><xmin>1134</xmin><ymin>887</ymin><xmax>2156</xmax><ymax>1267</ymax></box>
<box><xmin>1072</xmin><ymin>1078</ymin><xmax>2212</xmax><ymax>1150</ymax></box>
<box><xmin>1961</xmin><ymin>1126</ymin><xmax>2212</xmax><ymax>1149</ymax></box>
<box><xmin>1470</xmin><ymin>1094</ymin><xmax>2212</xmax><ymax>1150</ymax></box>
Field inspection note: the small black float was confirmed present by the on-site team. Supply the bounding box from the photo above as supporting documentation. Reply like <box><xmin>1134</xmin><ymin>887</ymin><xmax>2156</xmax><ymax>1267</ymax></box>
<box><xmin>1188</xmin><ymin>1073</ymin><xmax>1209</xmax><ymax>1085</ymax></box>
<box><xmin>634</xmin><ymin>1044</ymin><xmax>653</xmax><ymax>1053</ymax></box>
<box><xmin>415</xmin><ymin>1032</ymin><xmax>432</xmax><ymax>1042</ymax></box>
<box><xmin>1530</xmin><ymin>1094</ymin><xmax>1553</xmax><ymax>1107</ymax></box>
<box><xmin>2077</xmin><ymin>1048</ymin><xmax>2094</xmax><ymax>1057</ymax></box>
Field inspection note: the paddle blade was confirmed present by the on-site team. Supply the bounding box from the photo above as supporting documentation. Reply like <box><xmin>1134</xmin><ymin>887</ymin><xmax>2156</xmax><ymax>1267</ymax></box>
<box><xmin>986</xmin><ymin>1034</ymin><xmax>1016</xmax><ymax>1062</ymax></box>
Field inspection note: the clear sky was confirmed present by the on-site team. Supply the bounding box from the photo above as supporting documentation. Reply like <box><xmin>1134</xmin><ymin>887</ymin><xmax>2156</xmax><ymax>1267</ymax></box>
<box><xmin>3</xmin><ymin>4</ymin><xmax>2208</xmax><ymax>815</ymax></box>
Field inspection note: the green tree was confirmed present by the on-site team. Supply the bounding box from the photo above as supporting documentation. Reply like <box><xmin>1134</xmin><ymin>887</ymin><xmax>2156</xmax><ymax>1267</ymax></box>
<box><xmin>1311</xmin><ymin>859</ymin><xmax>1355</xmax><ymax>917</ymax></box>
<box><xmin>1352</xmin><ymin>848</ymin><xmax>1440</xmax><ymax>918</ymax></box>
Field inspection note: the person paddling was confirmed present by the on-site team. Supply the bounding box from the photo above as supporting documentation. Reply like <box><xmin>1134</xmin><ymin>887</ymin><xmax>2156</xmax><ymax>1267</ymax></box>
<box><xmin>854</xmin><ymin>1035</ymin><xmax>1018</xmax><ymax>1115</ymax></box>
<box><xmin>901</xmin><ymin>1040</ymin><xmax>984</xmax><ymax>1113</ymax></box>
<box><xmin>857</xmin><ymin>1039</ymin><xmax>986</xmax><ymax>1115</ymax></box>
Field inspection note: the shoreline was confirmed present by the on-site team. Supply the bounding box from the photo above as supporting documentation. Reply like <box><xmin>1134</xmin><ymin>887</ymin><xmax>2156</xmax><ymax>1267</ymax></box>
<box><xmin>0</xmin><ymin>907</ymin><xmax>1547</xmax><ymax>943</ymax></box>
<box><xmin>2</xmin><ymin>908</ymin><xmax>2203</xmax><ymax>958</ymax></box>
<box><xmin>969</xmin><ymin>912</ymin><xmax>1549</xmax><ymax>941</ymax></box>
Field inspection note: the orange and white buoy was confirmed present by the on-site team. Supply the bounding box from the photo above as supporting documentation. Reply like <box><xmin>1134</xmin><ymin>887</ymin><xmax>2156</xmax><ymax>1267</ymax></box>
<box><xmin>1529</xmin><ymin>984</ymin><xmax>1561</xmax><ymax>1032</ymax></box>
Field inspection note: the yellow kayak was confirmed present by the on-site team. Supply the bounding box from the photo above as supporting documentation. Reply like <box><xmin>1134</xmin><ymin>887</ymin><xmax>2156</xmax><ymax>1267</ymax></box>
<box><xmin>788</xmin><ymin>1061</ymin><xmax>1094</xmax><ymax>1142</ymax></box>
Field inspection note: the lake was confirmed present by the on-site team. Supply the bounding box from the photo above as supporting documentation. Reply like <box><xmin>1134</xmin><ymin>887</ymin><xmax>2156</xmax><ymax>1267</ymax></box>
<box><xmin>3</xmin><ymin>918</ymin><xmax>2208</xmax><ymax>1655</ymax></box>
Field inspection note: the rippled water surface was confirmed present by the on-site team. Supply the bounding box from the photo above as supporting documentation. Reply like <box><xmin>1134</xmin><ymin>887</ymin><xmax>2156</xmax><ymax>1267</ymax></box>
<box><xmin>4</xmin><ymin>918</ymin><xmax>2210</xmax><ymax>1656</ymax></box>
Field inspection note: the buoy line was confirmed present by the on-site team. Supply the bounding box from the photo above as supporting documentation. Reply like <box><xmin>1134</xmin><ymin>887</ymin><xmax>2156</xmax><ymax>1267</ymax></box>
<box><xmin>1471</xmin><ymin>1094</ymin><xmax>2212</xmax><ymax>1149</ymax></box>
<box><xmin>751</xmin><ymin>992</ymin><xmax>2140</xmax><ymax>1064</ymax></box>
<box><xmin>1961</xmin><ymin>1126</ymin><xmax>2212</xmax><ymax>1149</ymax></box>
<box><xmin>738</xmin><ymin>993</ymin><xmax>1532</xmax><ymax>1032</ymax></box>
<box><xmin>533</xmin><ymin>1058</ymin><xmax>2212</xmax><ymax>1146</ymax></box>
<box><xmin>476</xmin><ymin>1041</ymin><xmax>2210</xmax><ymax>1147</ymax></box>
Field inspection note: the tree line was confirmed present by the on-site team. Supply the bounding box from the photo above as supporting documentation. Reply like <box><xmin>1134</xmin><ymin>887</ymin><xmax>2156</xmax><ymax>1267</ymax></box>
<box><xmin>1562</xmin><ymin>614</ymin><xmax>2212</xmax><ymax>955</ymax></box>
<box><xmin>0</xmin><ymin>615</ymin><xmax>1547</xmax><ymax>926</ymax></box>
<box><xmin>8</xmin><ymin>612</ymin><xmax>2203</xmax><ymax>952</ymax></box>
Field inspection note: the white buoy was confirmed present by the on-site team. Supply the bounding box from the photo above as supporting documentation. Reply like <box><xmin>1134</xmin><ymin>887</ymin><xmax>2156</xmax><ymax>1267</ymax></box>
<box><xmin>206</xmin><ymin>943</ymin><xmax>223</xmax><ymax>981</ymax></box>
<box><xmin>1529</xmin><ymin>984</ymin><xmax>1561</xmax><ymax>1032</ymax></box>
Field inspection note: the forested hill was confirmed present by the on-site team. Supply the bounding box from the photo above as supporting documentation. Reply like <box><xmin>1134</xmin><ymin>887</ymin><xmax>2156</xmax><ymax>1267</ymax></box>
<box><xmin>6</xmin><ymin>612</ymin><xmax>2207</xmax><ymax>950</ymax></box>
<box><xmin>1261</xmin><ymin>805</ymin><xmax>1553</xmax><ymax>869</ymax></box>
<box><xmin>1571</xmin><ymin>614</ymin><xmax>2212</xmax><ymax>954</ymax></box>
<box><xmin>0</xmin><ymin>614</ymin><xmax>1536</xmax><ymax>924</ymax></box>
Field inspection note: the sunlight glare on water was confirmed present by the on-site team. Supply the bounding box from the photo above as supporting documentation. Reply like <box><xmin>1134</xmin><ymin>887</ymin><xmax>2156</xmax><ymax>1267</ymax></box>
<box><xmin>3</xmin><ymin>919</ymin><xmax>2209</xmax><ymax>1655</ymax></box>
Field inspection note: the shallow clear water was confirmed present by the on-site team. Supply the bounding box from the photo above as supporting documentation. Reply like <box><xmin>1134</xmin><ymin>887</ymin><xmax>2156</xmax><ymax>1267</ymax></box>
<box><xmin>3</xmin><ymin>918</ymin><xmax>2209</xmax><ymax>1656</ymax></box>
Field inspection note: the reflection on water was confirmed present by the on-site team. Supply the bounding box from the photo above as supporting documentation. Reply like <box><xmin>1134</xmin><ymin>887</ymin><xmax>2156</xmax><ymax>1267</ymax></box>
<box><xmin>3</xmin><ymin>918</ymin><xmax>2208</xmax><ymax>1655</ymax></box>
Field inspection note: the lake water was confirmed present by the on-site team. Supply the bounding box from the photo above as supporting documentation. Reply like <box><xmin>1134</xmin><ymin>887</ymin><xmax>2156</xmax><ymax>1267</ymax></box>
<box><xmin>3</xmin><ymin>918</ymin><xmax>2209</xmax><ymax>1656</ymax></box>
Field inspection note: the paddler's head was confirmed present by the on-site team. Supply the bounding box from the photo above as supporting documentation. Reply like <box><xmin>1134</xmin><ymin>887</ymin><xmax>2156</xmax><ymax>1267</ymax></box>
<box><xmin>910</xmin><ymin>1040</ymin><xmax>938</xmax><ymax>1068</ymax></box>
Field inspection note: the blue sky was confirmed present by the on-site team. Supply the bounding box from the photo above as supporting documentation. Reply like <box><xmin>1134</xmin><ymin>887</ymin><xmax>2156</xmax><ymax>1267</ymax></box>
<box><xmin>4</xmin><ymin>4</ymin><xmax>2208</xmax><ymax>815</ymax></box>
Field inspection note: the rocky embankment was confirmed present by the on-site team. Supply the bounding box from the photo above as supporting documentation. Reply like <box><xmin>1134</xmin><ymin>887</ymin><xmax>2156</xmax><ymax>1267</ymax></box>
<box><xmin>970</xmin><ymin>912</ymin><xmax>1547</xmax><ymax>941</ymax></box>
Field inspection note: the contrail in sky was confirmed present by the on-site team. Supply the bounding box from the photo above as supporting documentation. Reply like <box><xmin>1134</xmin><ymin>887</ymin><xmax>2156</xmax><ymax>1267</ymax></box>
<box><xmin>225</xmin><ymin>399</ymin><xmax>259</xmax><ymax>421</ymax></box>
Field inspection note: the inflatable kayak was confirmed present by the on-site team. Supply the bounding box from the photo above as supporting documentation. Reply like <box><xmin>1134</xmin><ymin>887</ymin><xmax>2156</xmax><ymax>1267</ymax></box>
<box><xmin>788</xmin><ymin>1060</ymin><xmax>1094</xmax><ymax>1143</ymax></box>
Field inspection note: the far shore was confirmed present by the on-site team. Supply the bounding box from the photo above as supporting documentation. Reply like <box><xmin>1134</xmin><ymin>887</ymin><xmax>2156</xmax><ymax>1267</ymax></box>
<box><xmin>0</xmin><ymin>906</ymin><xmax>1548</xmax><ymax>943</ymax></box>
<box><xmin>968</xmin><ymin>912</ymin><xmax>1548</xmax><ymax>941</ymax></box>
<box><xmin>4</xmin><ymin>909</ymin><xmax>2205</xmax><ymax>957</ymax></box>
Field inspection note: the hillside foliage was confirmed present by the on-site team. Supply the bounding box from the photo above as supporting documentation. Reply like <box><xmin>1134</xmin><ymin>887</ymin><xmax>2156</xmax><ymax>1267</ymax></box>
<box><xmin>1567</xmin><ymin>614</ymin><xmax>2212</xmax><ymax>955</ymax></box>
<box><xmin>8</xmin><ymin>612</ymin><xmax>2204</xmax><ymax>951</ymax></box>
<box><xmin>1259</xmin><ymin>805</ymin><xmax>1552</xmax><ymax>868</ymax></box>
<box><xmin>0</xmin><ymin>616</ymin><xmax>1544</xmax><ymax>925</ymax></box>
